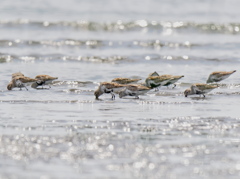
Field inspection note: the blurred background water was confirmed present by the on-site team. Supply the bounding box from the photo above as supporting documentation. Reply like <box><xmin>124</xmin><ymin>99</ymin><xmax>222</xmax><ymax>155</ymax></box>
<box><xmin>0</xmin><ymin>0</ymin><xmax>240</xmax><ymax>178</ymax></box>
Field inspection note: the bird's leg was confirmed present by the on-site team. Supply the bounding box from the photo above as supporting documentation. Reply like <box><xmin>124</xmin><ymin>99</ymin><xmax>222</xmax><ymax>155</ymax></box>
<box><xmin>172</xmin><ymin>84</ymin><xmax>176</xmax><ymax>89</ymax></box>
<box><xmin>110</xmin><ymin>89</ymin><xmax>115</xmax><ymax>99</ymax></box>
<box><xmin>24</xmin><ymin>85</ymin><xmax>28</xmax><ymax>91</ymax></box>
<box><xmin>111</xmin><ymin>92</ymin><xmax>115</xmax><ymax>99</ymax></box>
<box><xmin>45</xmin><ymin>83</ymin><xmax>51</xmax><ymax>89</ymax></box>
<box><xmin>203</xmin><ymin>94</ymin><xmax>205</xmax><ymax>98</ymax></box>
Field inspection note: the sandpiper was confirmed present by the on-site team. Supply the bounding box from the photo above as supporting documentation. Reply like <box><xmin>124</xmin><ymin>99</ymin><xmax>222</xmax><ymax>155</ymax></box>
<box><xmin>119</xmin><ymin>84</ymin><xmax>151</xmax><ymax>99</ymax></box>
<box><xmin>184</xmin><ymin>83</ymin><xmax>218</xmax><ymax>97</ymax></box>
<box><xmin>148</xmin><ymin>72</ymin><xmax>184</xmax><ymax>88</ymax></box>
<box><xmin>111</xmin><ymin>77</ymin><xmax>141</xmax><ymax>84</ymax></box>
<box><xmin>7</xmin><ymin>76</ymin><xmax>37</xmax><ymax>90</ymax></box>
<box><xmin>162</xmin><ymin>75</ymin><xmax>184</xmax><ymax>88</ymax></box>
<box><xmin>94</xmin><ymin>82</ymin><xmax>127</xmax><ymax>99</ymax></box>
<box><xmin>206</xmin><ymin>70</ymin><xmax>236</xmax><ymax>83</ymax></box>
<box><xmin>31</xmin><ymin>75</ymin><xmax>58</xmax><ymax>89</ymax></box>
<box><xmin>145</xmin><ymin>75</ymin><xmax>172</xmax><ymax>90</ymax></box>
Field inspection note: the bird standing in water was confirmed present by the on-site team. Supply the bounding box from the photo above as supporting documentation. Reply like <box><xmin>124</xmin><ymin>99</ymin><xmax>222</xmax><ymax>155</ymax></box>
<box><xmin>184</xmin><ymin>83</ymin><xmax>218</xmax><ymax>97</ymax></box>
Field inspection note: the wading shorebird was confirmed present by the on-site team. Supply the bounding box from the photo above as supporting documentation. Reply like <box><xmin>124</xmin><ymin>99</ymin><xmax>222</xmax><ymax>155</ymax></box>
<box><xmin>7</xmin><ymin>76</ymin><xmax>37</xmax><ymax>90</ymax></box>
<box><xmin>145</xmin><ymin>75</ymin><xmax>172</xmax><ymax>90</ymax></box>
<box><xmin>111</xmin><ymin>77</ymin><xmax>141</xmax><ymax>84</ymax></box>
<box><xmin>206</xmin><ymin>70</ymin><xmax>236</xmax><ymax>83</ymax></box>
<box><xmin>119</xmin><ymin>84</ymin><xmax>151</xmax><ymax>99</ymax></box>
<box><xmin>184</xmin><ymin>83</ymin><xmax>218</xmax><ymax>97</ymax></box>
<box><xmin>148</xmin><ymin>72</ymin><xmax>184</xmax><ymax>88</ymax></box>
<box><xmin>94</xmin><ymin>82</ymin><xmax>127</xmax><ymax>99</ymax></box>
<box><xmin>162</xmin><ymin>75</ymin><xmax>184</xmax><ymax>88</ymax></box>
<box><xmin>31</xmin><ymin>75</ymin><xmax>58</xmax><ymax>89</ymax></box>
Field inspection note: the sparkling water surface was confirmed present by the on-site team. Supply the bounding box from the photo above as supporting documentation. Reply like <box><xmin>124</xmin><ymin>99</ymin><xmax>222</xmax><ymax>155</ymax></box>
<box><xmin>0</xmin><ymin>0</ymin><xmax>240</xmax><ymax>179</ymax></box>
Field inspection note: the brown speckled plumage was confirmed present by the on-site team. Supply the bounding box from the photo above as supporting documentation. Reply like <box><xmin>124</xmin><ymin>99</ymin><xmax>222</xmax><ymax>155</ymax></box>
<box><xmin>94</xmin><ymin>82</ymin><xmax>127</xmax><ymax>99</ymax></box>
<box><xmin>184</xmin><ymin>83</ymin><xmax>218</xmax><ymax>97</ymax></box>
<box><xmin>7</xmin><ymin>76</ymin><xmax>37</xmax><ymax>90</ymax></box>
<box><xmin>119</xmin><ymin>84</ymin><xmax>151</xmax><ymax>98</ymax></box>
<box><xmin>145</xmin><ymin>75</ymin><xmax>173</xmax><ymax>88</ymax></box>
<box><xmin>12</xmin><ymin>72</ymin><xmax>24</xmax><ymax>79</ymax></box>
<box><xmin>207</xmin><ymin>70</ymin><xmax>236</xmax><ymax>83</ymax></box>
<box><xmin>111</xmin><ymin>78</ymin><xmax>141</xmax><ymax>84</ymax></box>
<box><xmin>35</xmin><ymin>75</ymin><xmax>58</xmax><ymax>81</ymax></box>
<box><xmin>31</xmin><ymin>75</ymin><xmax>58</xmax><ymax>89</ymax></box>
<box><xmin>147</xmin><ymin>72</ymin><xmax>184</xmax><ymax>88</ymax></box>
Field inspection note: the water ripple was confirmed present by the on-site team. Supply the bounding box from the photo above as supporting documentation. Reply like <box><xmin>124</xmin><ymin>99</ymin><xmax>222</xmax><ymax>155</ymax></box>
<box><xmin>0</xmin><ymin>53</ymin><xmax>237</xmax><ymax>63</ymax></box>
<box><xmin>137</xmin><ymin>101</ymin><xmax>195</xmax><ymax>105</ymax></box>
<box><xmin>0</xmin><ymin>39</ymin><xmax>197</xmax><ymax>49</ymax></box>
<box><xmin>0</xmin><ymin>100</ymin><xmax>93</xmax><ymax>104</ymax></box>
<box><xmin>1</xmin><ymin>115</ymin><xmax>240</xmax><ymax>178</ymax></box>
<box><xmin>1</xmin><ymin>19</ymin><xmax>240</xmax><ymax>34</ymax></box>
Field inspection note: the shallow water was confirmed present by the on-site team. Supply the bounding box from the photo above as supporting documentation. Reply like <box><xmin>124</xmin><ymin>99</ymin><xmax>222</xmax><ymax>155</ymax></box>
<box><xmin>0</xmin><ymin>0</ymin><xmax>240</xmax><ymax>179</ymax></box>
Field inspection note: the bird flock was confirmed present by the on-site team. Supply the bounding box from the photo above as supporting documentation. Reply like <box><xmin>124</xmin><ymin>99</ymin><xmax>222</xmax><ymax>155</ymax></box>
<box><xmin>7</xmin><ymin>72</ymin><xmax>58</xmax><ymax>90</ymax></box>
<box><xmin>94</xmin><ymin>70</ymin><xmax>236</xmax><ymax>99</ymax></box>
<box><xmin>7</xmin><ymin>70</ymin><xmax>237</xmax><ymax>100</ymax></box>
